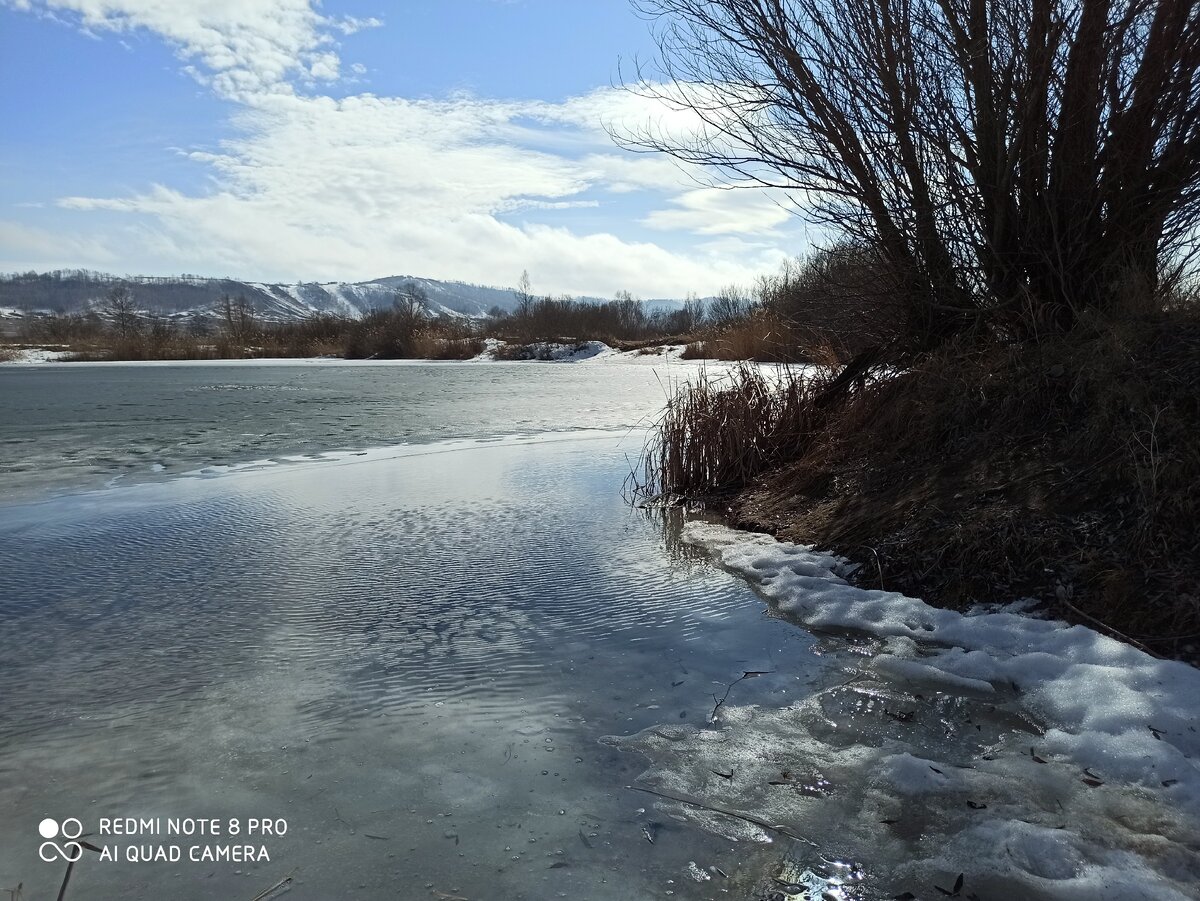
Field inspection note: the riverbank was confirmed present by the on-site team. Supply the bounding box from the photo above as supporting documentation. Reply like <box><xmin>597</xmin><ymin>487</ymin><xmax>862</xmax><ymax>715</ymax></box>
<box><xmin>643</xmin><ymin>311</ymin><xmax>1200</xmax><ymax>665</ymax></box>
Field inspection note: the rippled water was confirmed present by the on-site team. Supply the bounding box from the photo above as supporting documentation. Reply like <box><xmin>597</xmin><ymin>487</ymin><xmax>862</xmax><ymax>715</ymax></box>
<box><xmin>0</xmin><ymin>364</ymin><xmax>836</xmax><ymax>900</ymax></box>
<box><xmin>0</xmin><ymin>360</ymin><xmax>689</xmax><ymax>502</ymax></box>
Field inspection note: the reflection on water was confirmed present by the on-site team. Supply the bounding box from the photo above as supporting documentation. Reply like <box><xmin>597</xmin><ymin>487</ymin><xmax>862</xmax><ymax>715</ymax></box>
<box><xmin>0</xmin><ymin>436</ymin><xmax>832</xmax><ymax>899</ymax></box>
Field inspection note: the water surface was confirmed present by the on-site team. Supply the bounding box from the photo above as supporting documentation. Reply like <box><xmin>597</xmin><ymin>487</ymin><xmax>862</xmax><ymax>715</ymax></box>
<box><xmin>0</xmin><ymin>360</ymin><xmax>687</xmax><ymax>502</ymax></box>
<box><xmin>0</xmin><ymin>362</ymin><xmax>834</xmax><ymax>899</ymax></box>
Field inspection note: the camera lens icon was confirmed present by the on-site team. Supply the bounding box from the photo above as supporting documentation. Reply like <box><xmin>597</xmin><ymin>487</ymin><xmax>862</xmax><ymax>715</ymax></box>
<box><xmin>38</xmin><ymin>818</ymin><xmax>83</xmax><ymax>862</ymax></box>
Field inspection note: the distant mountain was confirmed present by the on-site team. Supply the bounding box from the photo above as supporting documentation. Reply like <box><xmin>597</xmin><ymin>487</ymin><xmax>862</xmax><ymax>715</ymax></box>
<box><xmin>0</xmin><ymin>270</ymin><xmax>689</xmax><ymax>321</ymax></box>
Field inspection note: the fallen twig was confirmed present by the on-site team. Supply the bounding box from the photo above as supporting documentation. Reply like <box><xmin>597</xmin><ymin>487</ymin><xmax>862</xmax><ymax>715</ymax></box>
<box><xmin>250</xmin><ymin>874</ymin><xmax>293</xmax><ymax>901</ymax></box>
<box><xmin>710</xmin><ymin>670</ymin><xmax>772</xmax><ymax>722</ymax></box>
<box><xmin>1060</xmin><ymin>600</ymin><xmax>1162</xmax><ymax>659</ymax></box>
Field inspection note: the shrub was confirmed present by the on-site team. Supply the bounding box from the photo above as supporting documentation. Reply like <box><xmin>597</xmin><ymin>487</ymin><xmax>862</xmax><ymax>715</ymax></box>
<box><xmin>410</xmin><ymin>333</ymin><xmax>486</xmax><ymax>360</ymax></box>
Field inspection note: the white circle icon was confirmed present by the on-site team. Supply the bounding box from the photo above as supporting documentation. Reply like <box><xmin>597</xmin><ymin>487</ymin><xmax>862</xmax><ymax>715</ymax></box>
<box><xmin>38</xmin><ymin>818</ymin><xmax>59</xmax><ymax>839</ymax></box>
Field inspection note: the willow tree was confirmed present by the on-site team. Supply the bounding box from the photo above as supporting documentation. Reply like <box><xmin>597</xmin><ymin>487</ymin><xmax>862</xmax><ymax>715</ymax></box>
<box><xmin>623</xmin><ymin>0</ymin><xmax>1200</xmax><ymax>348</ymax></box>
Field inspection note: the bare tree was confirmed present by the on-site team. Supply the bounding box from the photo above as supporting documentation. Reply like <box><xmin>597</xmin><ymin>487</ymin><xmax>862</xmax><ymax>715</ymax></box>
<box><xmin>622</xmin><ymin>0</ymin><xmax>1200</xmax><ymax>347</ymax></box>
<box><xmin>707</xmin><ymin>284</ymin><xmax>753</xmax><ymax>326</ymax></box>
<box><xmin>344</xmin><ymin>282</ymin><xmax>430</xmax><ymax>358</ymax></box>
<box><xmin>513</xmin><ymin>270</ymin><xmax>535</xmax><ymax>319</ymax></box>
<box><xmin>103</xmin><ymin>284</ymin><xmax>141</xmax><ymax>338</ymax></box>
<box><xmin>675</xmin><ymin>293</ymin><xmax>707</xmax><ymax>333</ymax></box>
<box><xmin>188</xmin><ymin>310</ymin><xmax>213</xmax><ymax>337</ymax></box>
<box><xmin>613</xmin><ymin>289</ymin><xmax>648</xmax><ymax>336</ymax></box>
<box><xmin>215</xmin><ymin>293</ymin><xmax>257</xmax><ymax>344</ymax></box>
<box><xmin>394</xmin><ymin>281</ymin><xmax>429</xmax><ymax>318</ymax></box>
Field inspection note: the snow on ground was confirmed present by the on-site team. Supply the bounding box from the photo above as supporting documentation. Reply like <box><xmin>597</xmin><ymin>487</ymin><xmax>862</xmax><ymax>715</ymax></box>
<box><xmin>607</xmin><ymin>522</ymin><xmax>1200</xmax><ymax>900</ymax></box>
<box><xmin>0</xmin><ymin>346</ymin><xmax>73</xmax><ymax>364</ymax></box>
<box><xmin>468</xmin><ymin>339</ymin><xmax>695</xmax><ymax>364</ymax></box>
<box><xmin>687</xmin><ymin>522</ymin><xmax>1200</xmax><ymax>803</ymax></box>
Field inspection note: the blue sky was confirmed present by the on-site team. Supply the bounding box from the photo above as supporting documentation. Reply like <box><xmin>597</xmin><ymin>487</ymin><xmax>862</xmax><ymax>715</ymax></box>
<box><xmin>0</xmin><ymin>0</ymin><xmax>809</xmax><ymax>297</ymax></box>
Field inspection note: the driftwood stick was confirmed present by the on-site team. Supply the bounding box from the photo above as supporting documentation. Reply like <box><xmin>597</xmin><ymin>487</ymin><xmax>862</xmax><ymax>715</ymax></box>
<box><xmin>54</xmin><ymin>862</ymin><xmax>73</xmax><ymax>901</ymax></box>
<box><xmin>709</xmin><ymin>670</ymin><xmax>772</xmax><ymax>722</ymax></box>
<box><xmin>250</xmin><ymin>874</ymin><xmax>293</xmax><ymax>901</ymax></box>
<box><xmin>1060</xmin><ymin>600</ymin><xmax>1162</xmax><ymax>659</ymax></box>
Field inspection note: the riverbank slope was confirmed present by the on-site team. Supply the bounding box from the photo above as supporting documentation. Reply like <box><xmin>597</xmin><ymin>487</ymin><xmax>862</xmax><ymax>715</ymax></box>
<box><xmin>650</xmin><ymin>311</ymin><xmax>1200</xmax><ymax>663</ymax></box>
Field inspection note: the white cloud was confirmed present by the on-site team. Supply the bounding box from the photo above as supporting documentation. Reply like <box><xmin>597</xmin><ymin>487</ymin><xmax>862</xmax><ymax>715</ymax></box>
<box><xmin>53</xmin><ymin>87</ymin><xmax>795</xmax><ymax>294</ymax></box>
<box><xmin>333</xmin><ymin>15</ymin><xmax>381</xmax><ymax>36</ymax></box>
<box><xmin>519</xmin><ymin>200</ymin><xmax>602</xmax><ymax>211</ymax></box>
<box><xmin>0</xmin><ymin>220</ymin><xmax>120</xmax><ymax>268</ymax></box>
<box><xmin>7</xmin><ymin>0</ymin><xmax>810</xmax><ymax>295</ymax></box>
<box><xmin>577</xmin><ymin>152</ymin><xmax>690</xmax><ymax>194</ymax></box>
<box><xmin>641</xmin><ymin>187</ymin><xmax>793</xmax><ymax>236</ymax></box>
<box><xmin>8</xmin><ymin>0</ymin><xmax>353</xmax><ymax>96</ymax></box>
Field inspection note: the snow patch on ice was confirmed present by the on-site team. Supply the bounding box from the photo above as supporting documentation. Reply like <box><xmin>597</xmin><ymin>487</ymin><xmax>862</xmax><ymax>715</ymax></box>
<box><xmin>872</xmin><ymin>655</ymin><xmax>997</xmax><ymax>695</ymax></box>
<box><xmin>876</xmin><ymin>751</ymin><xmax>960</xmax><ymax>795</ymax></box>
<box><xmin>468</xmin><ymin>339</ymin><xmax>711</xmax><ymax>366</ymax></box>
<box><xmin>684</xmin><ymin>522</ymin><xmax>1200</xmax><ymax>807</ymax></box>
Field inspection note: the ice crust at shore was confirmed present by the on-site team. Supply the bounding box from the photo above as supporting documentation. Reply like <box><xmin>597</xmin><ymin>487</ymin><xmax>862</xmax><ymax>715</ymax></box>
<box><xmin>685</xmin><ymin>523</ymin><xmax>1200</xmax><ymax>805</ymax></box>
<box><xmin>610</xmin><ymin>523</ymin><xmax>1200</xmax><ymax>899</ymax></box>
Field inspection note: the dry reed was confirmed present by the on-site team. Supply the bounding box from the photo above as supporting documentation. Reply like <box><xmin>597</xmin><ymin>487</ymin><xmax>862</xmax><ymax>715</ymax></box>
<box><xmin>634</xmin><ymin>363</ymin><xmax>840</xmax><ymax>498</ymax></box>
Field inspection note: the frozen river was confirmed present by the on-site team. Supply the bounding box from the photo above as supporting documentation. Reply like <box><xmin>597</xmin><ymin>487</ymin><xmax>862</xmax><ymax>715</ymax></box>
<box><xmin>0</xmin><ymin>358</ymin><xmax>696</xmax><ymax>504</ymax></box>
<box><xmin>1</xmin><ymin>359</ymin><xmax>1197</xmax><ymax>900</ymax></box>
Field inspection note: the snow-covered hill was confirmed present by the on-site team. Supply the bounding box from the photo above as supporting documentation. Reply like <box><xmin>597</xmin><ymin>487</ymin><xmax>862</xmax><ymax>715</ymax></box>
<box><xmin>0</xmin><ymin>271</ymin><xmax>687</xmax><ymax>321</ymax></box>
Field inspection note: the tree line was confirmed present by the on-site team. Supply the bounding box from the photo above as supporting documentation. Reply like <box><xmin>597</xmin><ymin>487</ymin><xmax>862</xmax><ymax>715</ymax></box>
<box><xmin>15</xmin><ymin>277</ymin><xmax>776</xmax><ymax>360</ymax></box>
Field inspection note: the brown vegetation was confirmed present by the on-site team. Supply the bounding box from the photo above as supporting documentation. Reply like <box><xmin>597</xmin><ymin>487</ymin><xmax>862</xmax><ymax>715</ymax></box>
<box><xmin>410</xmin><ymin>334</ymin><xmax>487</xmax><ymax>360</ymax></box>
<box><xmin>492</xmin><ymin>291</ymin><xmax>703</xmax><ymax>345</ymax></box>
<box><xmin>13</xmin><ymin>279</ymin><xmax>716</xmax><ymax>362</ymax></box>
<box><xmin>671</xmin><ymin>248</ymin><xmax>903</xmax><ymax>364</ymax></box>
<box><xmin>638</xmin><ymin>305</ymin><xmax>1200</xmax><ymax>661</ymax></box>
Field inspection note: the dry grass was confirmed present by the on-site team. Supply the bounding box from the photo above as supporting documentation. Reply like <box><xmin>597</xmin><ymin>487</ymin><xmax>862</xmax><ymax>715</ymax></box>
<box><xmin>55</xmin><ymin>316</ymin><xmax>485</xmax><ymax>362</ymax></box>
<box><xmin>710</xmin><ymin>317</ymin><xmax>791</xmax><ymax>361</ymax></box>
<box><xmin>409</xmin><ymin>333</ymin><xmax>486</xmax><ymax>360</ymax></box>
<box><xmin>684</xmin><ymin>309</ymin><xmax>863</xmax><ymax>365</ymax></box>
<box><xmin>642</xmin><ymin>311</ymin><xmax>1200</xmax><ymax>661</ymax></box>
<box><xmin>634</xmin><ymin>364</ymin><xmax>838</xmax><ymax>496</ymax></box>
<box><xmin>63</xmin><ymin>336</ymin><xmax>225</xmax><ymax>361</ymax></box>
